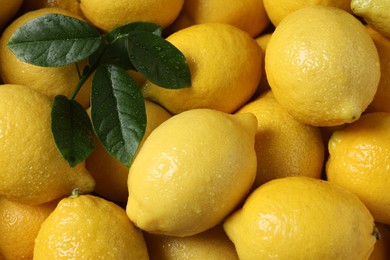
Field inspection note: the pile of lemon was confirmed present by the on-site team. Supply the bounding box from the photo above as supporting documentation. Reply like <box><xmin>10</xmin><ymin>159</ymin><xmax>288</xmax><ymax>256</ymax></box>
<box><xmin>0</xmin><ymin>0</ymin><xmax>390</xmax><ymax>259</ymax></box>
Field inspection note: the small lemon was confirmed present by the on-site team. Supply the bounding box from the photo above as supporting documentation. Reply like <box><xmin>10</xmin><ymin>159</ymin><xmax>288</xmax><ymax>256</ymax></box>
<box><xmin>236</xmin><ymin>91</ymin><xmax>324</xmax><ymax>188</ymax></box>
<box><xmin>0</xmin><ymin>8</ymin><xmax>91</xmax><ymax>108</ymax></box>
<box><xmin>19</xmin><ymin>0</ymin><xmax>85</xmax><ymax>18</ymax></box>
<box><xmin>326</xmin><ymin>112</ymin><xmax>390</xmax><ymax>224</ymax></box>
<box><xmin>0</xmin><ymin>198</ymin><xmax>57</xmax><ymax>259</ymax></box>
<box><xmin>145</xmin><ymin>225</ymin><xmax>239</xmax><ymax>259</ymax></box>
<box><xmin>34</xmin><ymin>194</ymin><xmax>149</xmax><ymax>259</ymax></box>
<box><xmin>263</xmin><ymin>0</ymin><xmax>351</xmax><ymax>26</ymax></box>
<box><xmin>369</xmin><ymin>222</ymin><xmax>390</xmax><ymax>260</ymax></box>
<box><xmin>351</xmin><ymin>0</ymin><xmax>390</xmax><ymax>38</ymax></box>
<box><xmin>0</xmin><ymin>84</ymin><xmax>95</xmax><ymax>205</ymax></box>
<box><xmin>126</xmin><ymin>108</ymin><xmax>257</xmax><ymax>237</ymax></box>
<box><xmin>79</xmin><ymin>0</ymin><xmax>184</xmax><ymax>31</ymax></box>
<box><xmin>86</xmin><ymin>100</ymin><xmax>172</xmax><ymax>204</ymax></box>
<box><xmin>142</xmin><ymin>23</ymin><xmax>263</xmax><ymax>114</ymax></box>
<box><xmin>169</xmin><ymin>0</ymin><xmax>269</xmax><ymax>37</ymax></box>
<box><xmin>224</xmin><ymin>176</ymin><xmax>378</xmax><ymax>259</ymax></box>
<box><xmin>365</xmin><ymin>26</ymin><xmax>390</xmax><ymax>113</ymax></box>
<box><xmin>0</xmin><ymin>0</ymin><xmax>23</xmax><ymax>30</ymax></box>
<box><xmin>265</xmin><ymin>6</ymin><xmax>380</xmax><ymax>126</ymax></box>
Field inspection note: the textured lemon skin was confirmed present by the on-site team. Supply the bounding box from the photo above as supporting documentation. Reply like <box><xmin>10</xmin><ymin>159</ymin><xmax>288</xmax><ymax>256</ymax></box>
<box><xmin>141</xmin><ymin>23</ymin><xmax>263</xmax><ymax>115</ymax></box>
<box><xmin>237</xmin><ymin>91</ymin><xmax>324</xmax><ymax>188</ymax></box>
<box><xmin>79</xmin><ymin>0</ymin><xmax>184</xmax><ymax>31</ymax></box>
<box><xmin>0</xmin><ymin>84</ymin><xmax>95</xmax><ymax>205</ymax></box>
<box><xmin>351</xmin><ymin>0</ymin><xmax>390</xmax><ymax>38</ymax></box>
<box><xmin>326</xmin><ymin>112</ymin><xmax>390</xmax><ymax>224</ymax></box>
<box><xmin>126</xmin><ymin>109</ymin><xmax>257</xmax><ymax>237</ymax></box>
<box><xmin>0</xmin><ymin>198</ymin><xmax>57</xmax><ymax>259</ymax></box>
<box><xmin>0</xmin><ymin>8</ymin><xmax>91</xmax><ymax>108</ymax></box>
<box><xmin>263</xmin><ymin>0</ymin><xmax>351</xmax><ymax>26</ymax></box>
<box><xmin>170</xmin><ymin>0</ymin><xmax>269</xmax><ymax>37</ymax></box>
<box><xmin>34</xmin><ymin>195</ymin><xmax>149</xmax><ymax>259</ymax></box>
<box><xmin>145</xmin><ymin>225</ymin><xmax>239</xmax><ymax>259</ymax></box>
<box><xmin>265</xmin><ymin>6</ymin><xmax>380</xmax><ymax>126</ymax></box>
<box><xmin>224</xmin><ymin>176</ymin><xmax>377</xmax><ymax>260</ymax></box>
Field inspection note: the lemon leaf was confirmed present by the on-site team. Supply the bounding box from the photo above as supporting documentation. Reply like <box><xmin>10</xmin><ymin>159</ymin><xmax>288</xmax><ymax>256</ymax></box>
<box><xmin>7</xmin><ymin>13</ymin><xmax>102</xmax><ymax>67</ymax></box>
<box><xmin>89</xmin><ymin>22</ymin><xmax>163</xmax><ymax>71</ymax></box>
<box><xmin>91</xmin><ymin>64</ymin><xmax>146</xmax><ymax>167</ymax></box>
<box><xmin>106</xmin><ymin>21</ymin><xmax>163</xmax><ymax>43</ymax></box>
<box><xmin>127</xmin><ymin>30</ymin><xmax>191</xmax><ymax>89</ymax></box>
<box><xmin>51</xmin><ymin>95</ymin><xmax>96</xmax><ymax>167</ymax></box>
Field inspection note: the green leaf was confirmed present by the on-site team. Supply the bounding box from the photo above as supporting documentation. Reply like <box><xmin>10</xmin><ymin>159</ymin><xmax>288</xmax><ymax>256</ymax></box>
<box><xmin>7</xmin><ymin>13</ymin><xmax>102</xmax><ymax>67</ymax></box>
<box><xmin>127</xmin><ymin>30</ymin><xmax>191</xmax><ymax>89</ymax></box>
<box><xmin>106</xmin><ymin>22</ymin><xmax>163</xmax><ymax>43</ymax></box>
<box><xmin>51</xmin><ymin>95</ymin><xmax>96</xmax><ymax>167</ymax></box>
<box><xmin>91</xmin><ymin>64</ymin><xmax>146</xmax><ymax>167</ymax></box>
<box><xmin>89</xmin><ymin>22</ymin><xmax>163</xmax><ymax>70</ymax></box>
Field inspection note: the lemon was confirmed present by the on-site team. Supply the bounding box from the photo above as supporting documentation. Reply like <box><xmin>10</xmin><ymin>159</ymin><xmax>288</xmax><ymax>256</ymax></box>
<box><xmin>126</xmin><ymin>108</ymin><xmax>257</xmax><ymax>237</ymax></box>
<box><xmin>142</xmin><ymin>23</ymin><xmax>263</xmax><ymax>115</ymax></box>
<box><xmin>369</xmin><ymin>222</ymin><xmax>390</xmax><ymax>260</ymax></box>
<box><xmin>0</xmin><ymin>84</ymin><xmax>95</xmax><ymax>205</ymax></box>
<box><xmin>351</xmin><ymin>0</ymin><xmax>390</xmax><ymax>38</ymax></box>
<box><xmin>326</xmin><ymin>112</ymin><xmax>390</xmax><ymax>224</ymax></box>
<box><xmin>0</xmin><ymin>198</ymin><xmax>57</xmax><ymax>259</ymax></box>
<box><xmin>365</xmin><ymin>26</ymin><xmax>390</xmax><ymax>113</ymax></box>
<box><xmin>265</xmin><ymin>6</ymin><xmax>380</xmax><ymax>126</ymax></box>
<box><xmin>263</xmin><ymin>0</ymin><xmax>351</xmax><ymax>26</ymax></box>
<box><xmin>19</xmin><ymin>0</ymin><xmax>85</xmax><ymax>17</ymax></box>
<box><xmin>224</xmin><ymin>176</ymin><xmax>378</xmax><ymax>259</ymax></box>
<box><xmin>34</xmin><ymin>194</ymin><xmax>149</xmax><ymax>259</ymax></box>
<box><xmin>0</xmin><ymin>8</ymin><xmax>91</xmax><ymax>108</ymax></box>
<box><xmin>169</xmin><ymin>0</ymin><xmax>269</xmax><ymax>37</ymax></box>
<box><xmin>79</xmin><ymin>0</ymin><xmax>184</xmax><ymax>32</ymax></box>
<box><xmin>145</xmin><ymin>225</ymin><xmax>239</xmax><ymax>259</ymax></box>
<box><xmin>86</xmin><ymin>100</ymin><xmax>172</xmax><ymax>204</ymax></box>
<box><xmin>0</xmin><ymin>0</ymin><xmax>23</xmax><ymax>30</ymax></box>
<box><xmin>236</xmin><ymin>91</ymin><xmax>324</xmax><ymax>188</ymax></box>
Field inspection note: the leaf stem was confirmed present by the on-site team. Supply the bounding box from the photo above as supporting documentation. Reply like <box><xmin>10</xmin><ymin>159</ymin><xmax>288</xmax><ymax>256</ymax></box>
<box><xmin>69</xmin><ymin>40</ymin><xmax>110</xmax><ymax>100</ymax></box>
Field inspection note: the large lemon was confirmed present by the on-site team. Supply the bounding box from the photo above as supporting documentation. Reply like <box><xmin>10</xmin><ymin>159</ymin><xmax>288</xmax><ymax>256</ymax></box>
<box><xmin>126</xmin><ymin>108</ymin><xmax>257</xmax><ymax>237</ymax></box>
<box><xmin>224</xmin><ymin>176</ymin><xmax>378</xmax><ymax>259</ymax></box>
<box><xmin>265</xmin><ymin>6</ymin><xmax>380</xmax><ymax>126</ymax></box>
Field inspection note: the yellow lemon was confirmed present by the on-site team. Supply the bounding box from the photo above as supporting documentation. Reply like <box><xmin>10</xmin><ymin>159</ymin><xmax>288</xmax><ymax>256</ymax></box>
<box><xmin>86</xmin><ymin>100</ymin><xmax>172</xmax><ymax>204</ymax></box>
<box><xmin>326</xmin><ymin>112</ymin><xmax>390</xmax><ymax>224</ymax></box>
<box><xmin>0</xmin><ymin>84</ymin><xmax>95</xmax><ymax>205</ymax></box>
<box><xmin>263</xmin><ymin>0</ymin><xmax>351</xmax><ymax>26</ymax></box>
<box><xmin>0</xmin><ymin>198</ymin><xmax>57</xmax><ymax>259</ymax></box>
<box><xmin>365</xmin><ymin>26</ymin><xmax>390</xmax><ymax>113</ymax></box>
<box><xmin>265</xmin><ymin>6</ymin><xmax>380</xmax><ymax>126</ymax></box>
<box><xmin>169</xmin><ymin>0</ymin><xmax>269</xmax><ymax>37</ymax></box>
<box><xmin>142</xmin><ymin>23</ymin><xmax>263</xmax><ymax>114</ymax></box>
<box><xmin>236</xmin><ymin>91</ymin><xmax>324</xmax><ymax>188</ymax></box>
<box><xmin>126</xmin><ymin>109</ymin><xmax>257</xmax><ymax>237</ymax></box>
<box><xmin>79</xmin><ymin>0</ymin><xmax>184</xmax><ymax>32</ymax></box>
<box><xmin>19</xmin><ymin>0</ymin><xmax>85</xmax><ymax>17</ymax></box>
<box><xmin>0</xmin><ymin>8</ymin><xmax>91</xmax><ymax>108</ymax></box>
<box><xmin>351</xmin><ymin>0</ymin><xmax>390</xmax><ymax>38</ymax></box>
<box><xmin>224</xmin><ymin>176</ymin><xmax>378</xmax><ymax>259</ymax></box>
<box><xmin>145</xmin><ymin>225</ymin><xmax>239</xmax><ymax>259</ymax></box>
<box><xmin>369</xmin><ymin>222</ymin><xmax>390</xmax><ymax>260</ymax></box>
<box><xmin>34</xmin><ymin>194</ymin><xmax>149</xmax><ymax>259</ymax></box>
<box><xmin>0</xmin><ymin>0</ymin><xmax>23</xmax><ymax>30</ymax></box>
